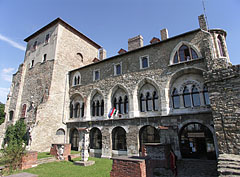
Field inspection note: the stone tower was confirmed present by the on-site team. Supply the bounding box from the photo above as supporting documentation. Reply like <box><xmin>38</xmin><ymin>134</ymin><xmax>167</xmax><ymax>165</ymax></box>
<box><xmin>2</xmin><ymin>18</ymin><xmax>102</xmax><ymax>151</ymax></box>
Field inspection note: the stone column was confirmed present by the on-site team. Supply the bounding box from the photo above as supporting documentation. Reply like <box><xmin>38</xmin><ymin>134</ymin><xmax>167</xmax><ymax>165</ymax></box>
<box><xmin>126</xmin><ymin>126</ymin><xmax>139</xmax><ymax>156</ymax></box>
<box><xmin>101</xmin><ymin>127</ymin><xmax>112</xmax><ymax>158</ymax></box>
<box><xmin>81</xmin><ymin>130</ymin><xmax>90</xmax><ymax>162</ymax></box>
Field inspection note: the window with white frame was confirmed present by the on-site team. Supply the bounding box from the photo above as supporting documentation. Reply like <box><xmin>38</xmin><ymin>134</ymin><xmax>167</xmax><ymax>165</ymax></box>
<box><xmin>140</xmin><ymin>56</ymin><xmax>149</xmax><ymax>69</ymax></box>
<box><xmin>114</xmin><ymin>63</ymin><xmax>122</xmax><ymax>76</ymax></box>
<box><xmin>72</xmin><ymin>72</ymin><xmax>81</xmax><ymax>86</ymax></box>
<box><xmin>93</xmin><ymin>70</ymin><xmax>100</xmax><ymax>81</ymax></box>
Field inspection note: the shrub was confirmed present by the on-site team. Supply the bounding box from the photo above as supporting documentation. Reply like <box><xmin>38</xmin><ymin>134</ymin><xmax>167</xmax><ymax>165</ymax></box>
<box><xmin>0</xmin><ymin>104</ymin><xmax>5</xmax><ymax>125</ymax></box>
<box><xmin>1</xmin><ymin>119</ymin><xmax>27</xmax><ymax>171</ymax></box>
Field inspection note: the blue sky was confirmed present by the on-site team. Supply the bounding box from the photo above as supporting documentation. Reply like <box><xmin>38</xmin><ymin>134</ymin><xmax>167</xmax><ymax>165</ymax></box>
<box><xmin>0</xmin><ymin>0</ymin><xmax>239</xmax><ymax>103</ymax></box>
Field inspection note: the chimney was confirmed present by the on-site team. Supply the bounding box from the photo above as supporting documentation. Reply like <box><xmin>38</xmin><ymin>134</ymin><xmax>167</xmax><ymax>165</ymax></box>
<box><xmin>118</xmin><ymin>48</ymin><xmax>127</xmax><ymax>55</ymax></box>
<box><xmin>99</xmin><ymin>48</ymin><xmax>106</xmax><ymax>60</ymax></box>
<box><xmin>128</xmin><ymin>35</ymin><xmax>143</xmax><ymax>51</ymax></box>
<box><xmin>150</xmin><ymin>37</ymin><xmax>160</xmax><ymax>44</ymax></box>
<box><xmin>160</xmin><ymin>29</ymin><xmax>169</xmax><ymax>40</ymax></box>
<box><xmin>198</xmin><ymin>14</ymin><xmax>208</xmax><ymax>31</ymax></box>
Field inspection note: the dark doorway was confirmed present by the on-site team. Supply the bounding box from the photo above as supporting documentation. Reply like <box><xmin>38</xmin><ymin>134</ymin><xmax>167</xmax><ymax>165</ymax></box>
<box><xmin>179</xmin><ymin>123</ymin><xmax>216</xmax><ymax>160</ymax></box>
<box><xmin>70</xmin><ymin>128</ymin><xmax>79</xmax><ymax>151</ymax></box>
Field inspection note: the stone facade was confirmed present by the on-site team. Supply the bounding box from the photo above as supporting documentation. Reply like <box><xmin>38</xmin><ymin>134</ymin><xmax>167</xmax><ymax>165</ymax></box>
<box><xmin>1</xmin><ymin>15</ymin><xmax>239</xmax><ymax>171</ymax></box>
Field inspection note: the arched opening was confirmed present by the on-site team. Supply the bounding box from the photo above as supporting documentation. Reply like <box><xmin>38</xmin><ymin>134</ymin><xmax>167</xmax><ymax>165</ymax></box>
<box><xmin>112</xmin><ymin>127</ymin><xmax>127</xmax><ymax>151</ymax></box>
<box><xmin>139</xmin><ymin>125</ymin><xmax>160</xmax><ymax>152</ymax></box>
<box><xmin>70</xmin><ymin>128</ymin><xmax>79</xmax><ymax>151</ymax></box>
<box><xmin>179</xmin><ymin>123</ymin><xmax>216</xmax><ymax>160</ymax></box>
<box><xmin>56</xmin><ymin>129</ymin><xmax>65</xmax><ymax>143</ymax></box>
<box><xmin>90</xmin><ymin>128</ymin><xmax>102</xmax><ymax>149</ymax></box>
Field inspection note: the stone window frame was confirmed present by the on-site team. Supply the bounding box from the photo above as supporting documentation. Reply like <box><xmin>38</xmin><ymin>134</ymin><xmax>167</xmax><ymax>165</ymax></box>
<box><xmin>217</xmin><ymin>35</ymin><xmax>226</xmax><ymax>57</ymax></box>
<box><xmin>72</xmin><ymin>72</ymin><xmax>81</xmax><ymax>86</ymax></box>
<box><xmin>169</xmin><ymin>41</ymin><xmax>202</xmax><ymax>65</ymax></box>
<box><xmin>93</xmin><ymin>69</ymin><xmax>100</xmax><ymax>81</ymax></box>
<box><xmin>70</xmin><ymin>94</ymin><xmax>85</xmax><ymax>119</ymax></box>
<box><xmin>33</xmin><ymin>41</ymin><xmax>38</xmax><ymax>51</ymax></box>
<box><xmin>44</xmin><ymin>34</ymin><xmax>50</xmax><ymax>44</ymax></box>
<box><xmin>114</xmin><ymin>62</ymin><xmax>122</xmax><ymax>76</ymax></box>
<box><xmin>42</xmin><ymin>54</ymin><xmax>47</xmax><ymax>63</ymax></box>
<box><xmin>91</xmin><ymin>92</ymin><xmax>104</xmax><ymax>117</ymax></box>
<box><xmin>139</xmin><ymin>55</ymin><xmax>150</xmax><ymax>69</ymax></box>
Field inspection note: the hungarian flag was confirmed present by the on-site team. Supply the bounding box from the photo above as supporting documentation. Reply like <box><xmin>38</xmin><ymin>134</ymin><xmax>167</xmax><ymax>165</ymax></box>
<box><xmin>108</xmin><ymin>107</ymin><xmax>115</xmax><ymax>118</ymax></box>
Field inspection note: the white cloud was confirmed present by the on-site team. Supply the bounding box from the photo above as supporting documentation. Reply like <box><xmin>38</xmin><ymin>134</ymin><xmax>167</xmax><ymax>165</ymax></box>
<box><xmin>0</xmin><ymin>33</ymin><xmax>25</xmax><ymax>51</ymax></box>
<box><xmin>0</xmin><ymin>87</ymin><xmax>9</xmax><ymax>104</ymax></box>
<box><xmin>1</xmin><ymin>67</ymin><xmax>15</xmax><ymax>82</ymax></box>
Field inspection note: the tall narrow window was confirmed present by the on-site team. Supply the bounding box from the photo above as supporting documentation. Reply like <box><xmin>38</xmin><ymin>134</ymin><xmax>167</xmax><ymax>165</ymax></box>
<box><xmin>9</xmin><ymin>111</ymin><xmax>14</xmax><ymax>121</ymax></box>
<box><xmin>192</xmin><ymin>85</ymin><xmax>200</xmax><ymax>106</ymax></box>
<box><xmin>74</xmin><ymin>77</ymin><xmax>77</xmax><ymax>85</ymax></box>
<box><xmin>203</xmin><ymin>85</ymin><xmax>210</xmax><ymax>105</ymax></box>
<box><xmin>124</xmin><ymin>96</ymin><xmax>128</xmax><ymax>114</ymax></box>
<box><xmin>153</xmin><ymin>91</ymin><xmax>159</xmax><ymax>111</ymax></box>
<box><xmin>21</xmin><ymin>104</ymin><xmax>27</xmax><ymax>118</ymax></box>
<box><xmin>114</xmin><ymin>98</ymin><xmax>117</xmax><ymax>109</ymax></box>
<box><xmin>31</xmin><ymin>60</ymin><xmax>34</xmax><ymax>68</ymax></box>
<box><xmin>183</xmin><ymin>86</ymin><xmax>191</xmax><ymax>107</ymax></box>
<box><xmin>146</xmin><ymin>92</ymin><xmax>152</xmax><ymax>111</ymax></box>
<box><xmin>70</xmin><ymin>103</ymin><xmax>73</xmax><ymax>118</ymax></box>
<box><xmin>96</xmin><ymin>101</ymin><xmax>100</xmax><ymax>116</ymax></box>
<box><xmin>217</xmin><ymin>35</ymin><xmax>225</xmax><ymax>57</ymax></box>
<box><xmin>94</xmin><ymin>70</ymin><xmax>100</xmax><ymax>81</ymax></box>
<box><xmin>179</xmin><ymin>45</ymin><xmax>190</xmax><ymax>61</ymax></box>
<box><xmin>43</xmin><ymin>54</ymin><xmax>47</xmax><ymax>62</ymax></box>
<box><xmin>101</xmin><ymin>100</ymin><xmax>104</xmax><ymax>116</ymax></box>
<box><xmin>92</xmin><ymin>102</ymin><xmax>95</xmax><ymax>116</ymax></box>
<box><xmin>172</xmin><ymin>88</ymin><xmax>180</xmax><ymax>109</ymax></box>
<box><xmin>118</xmin><ymin>97</ymin><xmax>123</xmax><ymax>114</ymax></box>
<box><xmin>174</xmin><ymin>53</ymin><xmax>178</xmax><ymax>63</ymax></box>
<box><xmin>140</xmin><ymin>56</ymin><xmax>149</xmax><ymax>69</ymax></box>
<box><xmin>115</xmin><ymin>64</ymin><xmax>122</xmax><ymax>75</ymax></box>
<box><xmin>81</xmin><ymin>103</ymin><xmax>84</xmax><ymax>117</ymax></box>
<box><xmin>74</xmin><ymin>103</ymin><xmax>80</xmax><ymax>118</ymax></box>
<box><xmin>77</xmin><ymin>76</ymin><xmax>80</xmax><ymax>85</ymax></box>
<box><xmin>140</xmin><ymin>94</ymin><xmax>145</xmax><ymax>112</ymax></box>
<box><xmin>45</xmin><ymin>34</ymin><xmax>50</xmax><ymax>44</ymax></box>
<box><xmin>33</xmin><ymin>41</ymin><xmax>37</xmax><ymax>50</ymax></box>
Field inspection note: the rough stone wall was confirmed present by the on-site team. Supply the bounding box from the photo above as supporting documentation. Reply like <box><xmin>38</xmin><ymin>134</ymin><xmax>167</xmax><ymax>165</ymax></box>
<box><xmin>204</xmin><ymin>65</ymin><xmax>240</xmax><ymax>154</ymax></box>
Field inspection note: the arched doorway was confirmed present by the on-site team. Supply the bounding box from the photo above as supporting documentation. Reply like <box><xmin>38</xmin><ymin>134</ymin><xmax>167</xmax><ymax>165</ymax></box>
<box><xmin>90</xmin><ymin>128</ymin><xmax>102</xmax><ymax>149</ymax></box>
<box><xmin>112</xmin><ymin>127</ymin><xmax>127</xmax><ymax>151</ymax></box>
<box><xmin>70</xmin><ymin>128</ymin><xmax>79</xmax><ymax>151</ymax></box>
<box><xmin>139</xmin><ymin>125</ymin><xmax>160</xmax><ymax>152</ymax></box>
<box><xmin>56</xmin><ymin>129</ymin><xmax>65</xmax><ymax>143</ymax></box>
<box><xmin>179</xmin><ymin>123</ymin><xmax>216</xmax><ymax>160</ymax></box>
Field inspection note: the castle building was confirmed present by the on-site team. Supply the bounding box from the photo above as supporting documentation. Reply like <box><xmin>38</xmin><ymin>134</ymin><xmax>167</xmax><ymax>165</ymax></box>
<box><xmin>1</xmin><ymin>15</ymin><xmax>239</xmax><ymax>162</ymax></box>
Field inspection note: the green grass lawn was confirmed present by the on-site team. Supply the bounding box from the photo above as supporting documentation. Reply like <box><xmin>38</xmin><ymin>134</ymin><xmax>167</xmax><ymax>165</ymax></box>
<box><xmin>23</xmin><ymin>157</ymin><xmax>112</xmax><ymax>177</ymax></box>
<box><xmin>37</xmin><ymin>152</ymin><xmax>54</xmax><ymax>159</ymax></box>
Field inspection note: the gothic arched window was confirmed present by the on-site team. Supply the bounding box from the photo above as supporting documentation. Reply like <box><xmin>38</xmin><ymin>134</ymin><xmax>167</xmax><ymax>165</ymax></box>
<box><xmin>112</xmin><ymin>127</ymin><xmax>127</xmax><ymax>151</ymax></box>
<box><xmin>112</xmin><ymin>87</ymin><xmax>129</xmax><ymax>115</ymax></box>
<box><xmin>91</xmin><ymin>92</ymin><xmax>104</xmax><ymax>117</ymax></box>
<box><xmin>173</xmin><ymin>44</ymin><xmax>199</xmax><ymax>64</ymax></box>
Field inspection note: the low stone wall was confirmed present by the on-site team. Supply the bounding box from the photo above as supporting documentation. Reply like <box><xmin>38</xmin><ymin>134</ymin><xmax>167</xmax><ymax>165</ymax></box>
<box><xmin>20</xmin><ymin>151</ymin><xmax>38</xmax><ymax>170</ymax></box>
<box><xmin>50</xmin><ymin>144</ymin><xmax>71</xmax><ymax>160</ymax></box>
<box><xmin>110</xmin><ymin>156</ymin><xmax>147</xmax><ymax>177</ymax></box>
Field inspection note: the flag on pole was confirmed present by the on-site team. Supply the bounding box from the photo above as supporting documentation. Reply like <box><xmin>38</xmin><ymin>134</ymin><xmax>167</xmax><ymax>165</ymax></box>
<box><xmin>108</xmin><ymin>107</ymin><xmax>115</xmax><ymax>119</ymax></box>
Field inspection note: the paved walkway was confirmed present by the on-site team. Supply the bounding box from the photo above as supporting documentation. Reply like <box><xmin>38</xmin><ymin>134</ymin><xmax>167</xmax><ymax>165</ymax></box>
<box><xmin>177</xmin><ymin>159</ymin><xmax>218</xmax><ymax>177</ymax></box>
<box><xmin>5</xmin><ymin>172</ymin><xmax>38</xmax><ymax>177</ymax></box>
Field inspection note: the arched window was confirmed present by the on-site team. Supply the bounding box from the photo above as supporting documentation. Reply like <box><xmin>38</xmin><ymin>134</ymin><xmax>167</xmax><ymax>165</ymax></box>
<box><xmin>112</xmin><ymin>87</ymin><xmax>129</xmax><ymax>115</ymax></box>
<box><xmin>203</xmin><ymin>85</ymin><xmax>210</xmax><ymax>105</ymax></box>
<box><xmin>192</xmin><ymin>85</ymin><xmax>200</xmax><ymax>106</ymax></box>
<box><xmin>9</xmin><ymin>111</ymin><xmax>14</xmax><ymax>121</ymax></box>
<box><xmin>72</xmin><ymin>72</ymin><xmax>81</xmax><ymax>86</ymax></box>
<box><xmin>124</xmin><ymin>96</ymin><xmax>128</xmax><ymax>114</ymax></box>
<box><xmin>217</xmin><ymin>35</ymin><xmax>225</xmax><ymax>57</ymax></box>
<box><xmin>139</xmin><ymin>83</ymin><xmax>158</xmax><ymax>112</ymax></box>
<box><xmin>139</xmin><ymin>125</ymin><xmax>160</xmax><ymax>152</ymax></box>
<box><xmin>183</xmin><ymin>86</ymin><xmax>191</xmax><ymax>108</ymax></box>
<box><xmin>91</xmin><ymin>92</ymin><xmax>103</xmax><ymax>117</ymax></box>
<box><xmin>70</xmin><ymin>129</ymin><xmax>79</xmax><ymax>151</ymax></box>
<box><xmin>100</xmin><ymin>100</ymin><xmax>104</xmax><ymax>116</ymax></box>
<box><xmin>112</xmin><ymin>127</ymin><xmax>127</xmax><ymax>151</ymax></box>
<box><xmin>172</xmin><ymin>88</ymin><xmax>180</xmax><ymax>109</ymax></box>
<box><xmin>70</xmin><ymin>102</ymin><xmax>73</xmax><ymax>118</ymax></box>
<box><xmin>21</xmin><ymin>104</ymin><xmax>27</xmax><ymax>118</ymax></box>
<box><xmin>90</xmin><ymin>128</ymin><xmax>102</xmax><ymax>149</ymax></box>
<box><xmin>173</xmin><ymin>44</ymin><xmax>199</xmax><ymax>64</ymax></box>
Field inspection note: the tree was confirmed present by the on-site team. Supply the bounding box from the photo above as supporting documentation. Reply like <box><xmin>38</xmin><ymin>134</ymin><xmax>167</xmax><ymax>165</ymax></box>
<box><xmin>1</xmin><ymin>119</ymin><xmax>27</xmax><ymax>171</ymax></box>
<box><xmin>0</xmin><ymin>104</ymin><xmax>5</xmax><ymax>125</ymax></box>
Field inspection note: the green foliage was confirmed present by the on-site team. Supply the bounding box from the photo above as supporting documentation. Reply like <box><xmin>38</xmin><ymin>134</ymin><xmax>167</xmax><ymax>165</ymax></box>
<box><xmin>23</xmin><ymin>157</ymin><xmax>112</xmax><ymax>177</ymax></box>
<box><xmin>1</xmin><ymin>119</ymin><xmax>27</xmax><ymax>171</ymax></box>
<box><xmin>0</xmin><ymin>104</ymin><xmax>5</xmax><ymax>125</ymax></box>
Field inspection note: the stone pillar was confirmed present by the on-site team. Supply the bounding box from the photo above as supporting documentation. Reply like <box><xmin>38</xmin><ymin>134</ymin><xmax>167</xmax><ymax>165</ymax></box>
<box><xmin>81</xmin><ymin>131</ymin><xmax>90</xmax><ymax>162</ymax></box>
<box><xmin>101</xmin><ymin>127</ymin><xmax>112</xmax><ymax>158</ymax></box>
<box><xmin>126</xmin><ymin>126</ymin><xmax>139</xmax><ymax>156</ymax></box>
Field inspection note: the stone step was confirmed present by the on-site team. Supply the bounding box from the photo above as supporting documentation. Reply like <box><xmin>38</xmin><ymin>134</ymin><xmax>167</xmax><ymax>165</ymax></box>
<box><xmin>218</xmin><ymin>163</ymin><xmax>240</xmax><ymax>170</ymax></box>
<box><xmin>218</xmin><ymin>167</ymin><xmax>240</xmax><ymax>176</ymax></box>
<box><xmin>218</xmin><ymin>154</ymin><xmax>240</xmax><ymax>163</ymax></box>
